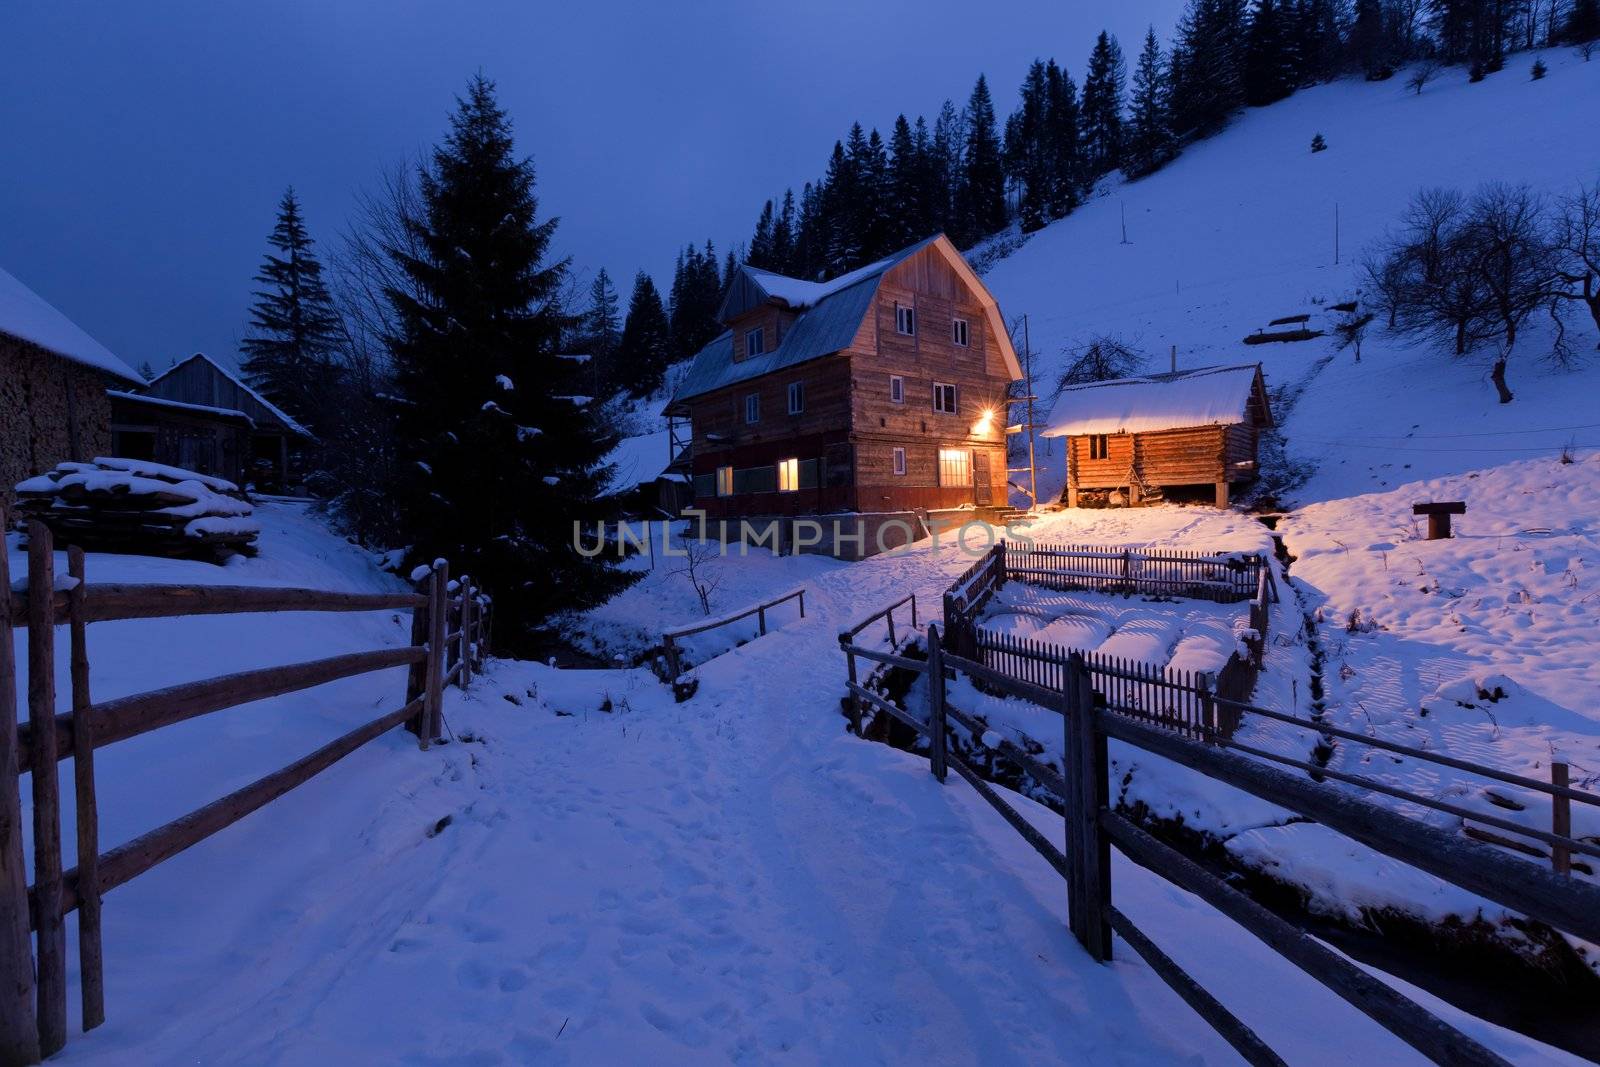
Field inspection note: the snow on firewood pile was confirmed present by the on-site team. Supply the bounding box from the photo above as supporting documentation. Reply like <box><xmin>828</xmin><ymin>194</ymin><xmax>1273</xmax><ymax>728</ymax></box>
<box><xmin>13</xmin><ymin>456</ymin><xmax>261</xmax><ymax>559</ymax></box>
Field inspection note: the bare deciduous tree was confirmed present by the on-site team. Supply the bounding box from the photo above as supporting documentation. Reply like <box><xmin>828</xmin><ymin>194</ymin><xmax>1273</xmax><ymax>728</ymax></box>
<box><xmin>1405</xmin><ymin>58</ymin><xmax>1442</xmax><ymax>94</ymax></box>
<box><xmin>672</xmin><ymin>534</ymin><xmax>724</xmax><ymax>616</ymax></box>
<box><xmin>1460</xmin><ymin>183</ymin><xmax>1559</xmax><ymax>400</ymax></box>
<box><xmin>1054</xmin><ymin>334</ymin><xmax>1149</xmax><ymax>397</ymax></box>
<box><xmin>1552</xmin><ymin>178</ymin><xmax>1600</xmax><ymax>343</ymax></box>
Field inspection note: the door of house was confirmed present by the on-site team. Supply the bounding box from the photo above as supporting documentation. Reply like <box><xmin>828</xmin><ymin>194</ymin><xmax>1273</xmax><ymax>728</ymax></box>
<box><xmin>972</xmin><ymin>451</ymin><xmax>992</xmax><ymax>506</ymax></box>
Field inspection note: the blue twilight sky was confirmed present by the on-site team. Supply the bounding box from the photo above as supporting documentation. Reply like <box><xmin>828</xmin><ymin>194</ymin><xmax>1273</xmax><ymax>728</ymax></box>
<box><xmin>0</xmin><ymin>1</ymin><xmax>1182</xmax><ymax>372</ymax></box>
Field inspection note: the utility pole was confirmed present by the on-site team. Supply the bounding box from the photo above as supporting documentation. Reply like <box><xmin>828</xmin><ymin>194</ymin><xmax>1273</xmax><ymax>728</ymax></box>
<box><xmin>1334</xmin><ymin>202</ymin><xmax>1340</xmax><ymax>266</ymax></box>
<box><xmin>1170</xmin><ymin>343</ymin><xmax>1177</xmax><ymax>374</ymax></box>
<box><xmin>1024</xmin><ymin>316</ymin><xmax>1039</xmax><ymax>513</ymax></box>
<box><xmin>1120</xmin><ymin>201</ymin><xmax>1131</xmax><ymax>245</ymax></box>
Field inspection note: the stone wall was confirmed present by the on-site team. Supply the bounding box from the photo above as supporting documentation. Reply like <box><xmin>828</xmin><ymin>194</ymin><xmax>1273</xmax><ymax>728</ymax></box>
<box><xmin>0</xmin><ymin>334</ymin><xmax>116</xmax><ymax>507</ymax></box>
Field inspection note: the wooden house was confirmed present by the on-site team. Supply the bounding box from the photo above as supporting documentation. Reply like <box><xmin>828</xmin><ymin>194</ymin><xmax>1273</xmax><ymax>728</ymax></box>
<box><xmin>663</xmin><ymin>234</ymin><xmax>1023</xmax><ymax>555</ymax></box>
<box><xmin>141</xmin><ymin>353</ymin><xmax>314</xmax><ymax>492</ymax></box>
<box><xmin>0</xmin><ymin>264</ymin><xmax>142</xmax><ymax>505</ymax></box>
<box><xmin>1043</xmin><ymin>364</ymin><xmax>1273</xmax><ymax>508</ymax></box>
<box><xmin>108</xmin><ymin>389</ymin><xmax>256</xmax><ymax>486</ymax></box>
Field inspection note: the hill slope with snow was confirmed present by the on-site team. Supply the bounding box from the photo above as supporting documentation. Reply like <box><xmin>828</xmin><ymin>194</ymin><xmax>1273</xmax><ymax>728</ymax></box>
<box><xmin>985</xmin><ymin>50</ymin><xmax>1600</xmax><ymax>505</ymax></box>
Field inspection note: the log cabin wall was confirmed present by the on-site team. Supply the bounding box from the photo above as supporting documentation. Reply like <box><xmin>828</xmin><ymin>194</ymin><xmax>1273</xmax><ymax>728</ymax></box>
<box><xmin>0</xmin><ymin>334</ymin><xmax>117</xmax><ymax>507</ymax></box>
<box><xmin>847</xmin><ymin>246</ymin><xmax>1011</xmax><ymax>511</ymax></box>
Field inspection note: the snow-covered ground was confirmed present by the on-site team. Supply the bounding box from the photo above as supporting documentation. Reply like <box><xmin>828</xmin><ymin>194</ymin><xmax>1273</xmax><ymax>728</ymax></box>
<box><xmin>10</xmin><ymin>505</ymin><xmax>1575</xmax><ymax>1064</ymax></box>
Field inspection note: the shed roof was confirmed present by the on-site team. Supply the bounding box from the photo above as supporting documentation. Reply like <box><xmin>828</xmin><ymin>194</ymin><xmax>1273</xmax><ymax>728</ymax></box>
<box><xmin>672</xmin><ymin>234</ymin><xmax>1020</xmax><ymax>409</ymax></box>
<box><xmin>0</xmin><ymin>265</ymin><xmax>141</xmax><ymax>382</ymax></box>
<box><xmin>145</xmin><ymin>352</ymin><xmax>313</xmax><ymax>437</ymax></box>
<box><xmin>107</xmin><ymin>389</ymin><xmax>255</xmax><ymax>426</ymax></box>
<box><xmin>1041</xmin><ymin>364</ymin><xmax>1270</xmax><ymax>438</ymax></box>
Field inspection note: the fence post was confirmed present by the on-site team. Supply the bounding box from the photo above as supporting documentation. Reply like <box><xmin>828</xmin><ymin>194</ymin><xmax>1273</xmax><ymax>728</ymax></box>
<box><xmin>1065</xmin><ymin>652</ymin><xmax>1111</xmax><ymax>962</ymax></box>
<box><xmin>910</xmin><ymin>593</ymin><xmax>918</xmax><ymax>630</ymax></box>
<box><xmin>995</xmin><ymin>540</ymin><xmax>1007</xmax><ymax>586</ymax></box>
<box><xmin>458</xmin><ymin>581</ymin><xmax>473</xmax><ymax>690</ymax></box>
<box><xmin>757</xmin><ymin>604</ymin><xmax>767</xmax><ymax>636</ymax></box>
<box><xmin>425</xmin><ymin>562</ymin><xmax>449</xmax><ymax>744</ymax></box>
<box><xmin>1552</xmin><ymin>761</ymin><xmax>1571</xmax><ymax>876</ymax></box>
<box><xmin>66</xmin><ymin>548</ymin><xmax>104</xmax><ymax>1032</ymax></box>
<box><xmin>798</xmin><ymin>589</ymin><xmax>805</xmax><ymax>619</ymax></box>
<box><xmin>842</xmin><ymin>639</ymin><xmax>862</xmax><ymax>736</ymax></box>
<box><xmin>885</xmin><ymin>606</ymin><xmax>896</xmax><ymax>648</ymax></box>
<box><xmin>404</xmin><ymin>572</ymin><xmax>430</xmax><ymax>739</ymax></box>
<box><xmin>0</xmin><ymin>506</ymin><xmax>40</xmax><ymax>1065</ymax></box>
<box><xmin>26</xmin><ymin>524</ymin><xmax>66</xmax><ymax>1055</ymax></box>
<box><xmin>1196</xmin><ymin>671</ymin><xmax>1217</xmax><ymax>742</ymax></box>
<box><xmin>927</xmin><ymin>625</ymin><xmax>948</xmax><ymax>783</ymax></box>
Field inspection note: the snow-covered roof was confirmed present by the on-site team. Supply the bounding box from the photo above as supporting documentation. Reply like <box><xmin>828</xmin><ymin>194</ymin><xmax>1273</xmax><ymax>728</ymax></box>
<box><xmin>674</xmin><ymin>234</ymin><xmax>1021</xmax><ymax>408</ymax></box>
<box><xmin>106</xmin><ymin>389</ymin><xmax>255</xmax><ymax>425</ymax></box>
<box><xmin>147</xmin><ymin>352</ymin><xmax>313</xmax><ymax>437</ymax></box>
<box><xmin>0</xmin><ymin>264</ymin><xmax>141</xmax><ymax>382</ymax></box>
<box><xmin>1042</xmin><ymin>364</ymin><xmax>1268</xmax><ymax>438</ymax></box>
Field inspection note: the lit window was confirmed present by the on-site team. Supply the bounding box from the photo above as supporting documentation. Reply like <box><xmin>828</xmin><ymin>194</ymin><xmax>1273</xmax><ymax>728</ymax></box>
<box><xmin>889</xmin><ymin>375</ymin><xmax>904</xmax><ymax>404</ymax></box>
<box><xmin>938</xmin><ymin>448</ymin><xmax>971</xmax><ymax>487</ymax></box>
<box><xmin>933</xmin><ymin>382</ymin><xmax>957</xmax><ymax>414</ymax></box>
<box><xmin>716</xmin><ymin>466</ymin><xmax>734</xmax><ymax>496</ymax></box>
<box><xmin>892</xmin><ymin>447</ymin><xmax>906</xmax><ymax>476</ymax></box>
<box><xmin>745</xmin><ymin>393</ymin><xmax>760</xmax><ymax>424</ymax></box>
<box><xmin>895</xmin><ymin>303</ymin><xmax>916</xmax><ymax>335</ymax></box>
<box><xmin>787</xmin><ymin>381</ymin><xmax>804</xmax><ymax>414</ymax></box>
<box><xmin>952</xmin><ymin>318</ymin><xmax>969</xmax><ymax>346</ymax></box>
<box><xmin>777</xmin><ymin>457</ymin><xmax>799</xmax><ymax>492</ymax></box>
<box><xmin>745</xmin><ymin>327</ymin><xmax>765</xmax><ymax>357</ymax></box>
<box><xmin>1089</xmin><ymin>434</ymin><xmax>1109</xmax><ymax>460</ymax></box>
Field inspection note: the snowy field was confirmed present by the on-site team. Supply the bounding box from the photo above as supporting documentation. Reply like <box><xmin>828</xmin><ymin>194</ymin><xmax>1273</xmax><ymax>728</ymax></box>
<box><xmin>9</xmin><ymin>506</ymin><xmax>1576</xmax><ymax>1065</ymax></box>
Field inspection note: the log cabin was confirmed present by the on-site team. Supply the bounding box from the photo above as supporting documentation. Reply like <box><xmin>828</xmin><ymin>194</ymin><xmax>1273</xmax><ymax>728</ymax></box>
<box><xmin>0</xmin><ymin>264</ymin><xmax>142</xmax><ymax>506</ymax></box>
<box><xmin>141</xmin><ymin>352</ymin><xmax>314</xmax><ymax>493</ymax></box>
<box><xmin>663</xmin><ymin>234</ymin><xmax>1023</xmax><ymax>557</ymax></box>
<box><xmin>1042</xmin><ymin>363</ymin><xmax>1273</xmax><ymax>508</ymax></box>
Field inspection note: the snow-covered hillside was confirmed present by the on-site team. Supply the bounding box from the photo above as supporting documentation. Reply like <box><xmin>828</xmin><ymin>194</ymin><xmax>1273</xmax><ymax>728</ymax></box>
<box><xmin>985</xmin><ymin>50</ymin><xmax>1600</xmax><ymax>504</ymax></box>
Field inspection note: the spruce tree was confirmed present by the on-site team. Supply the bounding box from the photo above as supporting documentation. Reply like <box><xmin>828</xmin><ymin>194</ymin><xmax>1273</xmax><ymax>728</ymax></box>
<box><xmin>772</xmin><ymin>189</ymin><xmax>797</xmax><ymax>271</ymax></box>
<box><xmin>586</xmin><ymin>268</ymin><xmax>620</xmax><ymax>354</ymax></box>
<box><xmin>855</xmin><ymin>127</ymin><xmax>893</xmax><ymax>261</ymax></box>
<box><xmin>794</xmin><ymin>181</ymin><xmax>826</xmax><ymax>279</ymax></box>
<box><xmin>1350</xmin><ymin>0</ymin><xmax>1393</xmax><ymax>78</ymax></box>
<box><xmin>956</xmin><ymin>75</ymin><xmax>1007</xmax><ymax>243</ymax></box>
<box><xmin>748</xmin><ymin>200</ymin><xmax>776</xmax><ymax>269</ymax></box>
<box><xmin>383</xmin><ymin>75</ymin><xmax>627</xmax><ymax>644</ymax></box>
<box><xmin>1170</xmin><ymin>0</ymin><xmax>1248</xmax><ymax>138</ymax></box>
<box><xmin>929</xmin><ymin>100</ymin><xmax>963</xmax><ymax>237</ymax></box>
<box><xmin>821</xmin><ymin>136</ymin><xmax>862</xmax><ymax>273</ymax></box>
<box><xmin>1044</xmin><ymin>61</ymin><xmax>1083</xmax><ymax>218</ymax></box>
<box><xmin>1244</xmin><ymin>0</ymin><xmax>1296</xmax><ymax>105</ymax></box>
<box><xmin>1565</xmin><ymin>0</ymin><xmax>1600</xmax><ymax>42</ymax></box>
<box><xmin>1081</xmin><ymin>32</ymin><xmax>1127</xmax><ymax>179</ymax></box>
<box><xmin>239</xmin><ymin>187</ymin><xmax>344</xmax><ymax>433</ymax></box>
<box><xmin>1005</xmin><ymin>61</ymin><xmax>1052</xmax><ymax>232</ymax></box>
<box><xmin>618</xmin><ymin>271</ymin><xmax>674</xmax><ymax>397</ymax></box>
<box><xmin>1125</xmin><ymin>27</ymin><xmax>1177</xmax><ymax>177</ymax></box>
<box><xmin>668</xmin><ymin>241</ymin><xmax>723</xmax><ymax>358</ymax></box>
<box><xmin>888</xmin><ymin>115</ymin><xmax>926</xmax><ymax>247</ymax></box>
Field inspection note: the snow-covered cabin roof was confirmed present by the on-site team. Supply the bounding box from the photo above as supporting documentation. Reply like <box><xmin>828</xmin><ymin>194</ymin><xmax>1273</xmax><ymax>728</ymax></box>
<box><xmin>0</xmin><ymin>264</ymin><xmax>141</xmax><ymax>382</ymax></box>
<box><xmin>672</xmin><ymin>234</ymin><xmax>1021</xmax><ymax>408</ymax></box>
<box><xmin>106</xmin><ymin>389</ymin><xmax>256</xmax><ymax>426</ymax></box>
<box><xmin>1042</xmin><ymin>364</ymin><xmax>1272</xmax><ymax>438</ymax></box>
<box><xmin>144</xmin><ymin>352</ymin><xmax>313</xmax><ymax>437</ymax></box>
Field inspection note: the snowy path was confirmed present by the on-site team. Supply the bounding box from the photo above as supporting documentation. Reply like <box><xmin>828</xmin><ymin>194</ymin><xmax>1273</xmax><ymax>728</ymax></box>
<box><xmin>38</xmin><ymin>510</ymin><xmax>1571</xmax><ymax>1065</ymax></box>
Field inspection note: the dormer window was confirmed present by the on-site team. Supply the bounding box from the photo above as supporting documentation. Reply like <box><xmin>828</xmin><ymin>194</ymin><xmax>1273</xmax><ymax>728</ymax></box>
<box><xmin>745</xmin><ymin>327</ymin><xmax>765</xmax><ymax>357</ymax></box>
<box><xmin>895</xmin><ymin>303</ymin><xmax>916</xmax><ymax>336</ymax></box>
<box><xmin>951</xmin><ymin>318</ymin><xmax>970</xmax><ymax>346</ymax></box>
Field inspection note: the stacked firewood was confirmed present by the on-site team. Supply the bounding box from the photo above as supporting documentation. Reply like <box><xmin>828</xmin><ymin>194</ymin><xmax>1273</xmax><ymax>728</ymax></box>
<box><xmin>13</xmin><ymin>457</ymin><xmax>261</xmax><ymax>559</ymax></box>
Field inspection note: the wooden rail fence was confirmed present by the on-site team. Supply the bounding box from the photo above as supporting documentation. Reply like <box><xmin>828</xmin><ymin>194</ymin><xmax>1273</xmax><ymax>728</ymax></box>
<box><xmin>942</xmin><ymin>543</ymin><xmax>1274</xmax><ymax>740</ymax></box>
<box><xmin>837</xmin><ymin>592</ymin><xmax>918</xmax><ymax>735</ymax></box>
<box><xmin>658</xmin><ymin>587</ymin><xmax>805</xmax><ymax>682</ymax></box>
<box><xmin>835</xmin><ymin>623</ymin><xmax>1600</xmax><ymax>1067</ymax></box>
<box><xmin>0</xmin><ymin>508</ymin><xmax>488</xmax><ymax>1063</ymax></box>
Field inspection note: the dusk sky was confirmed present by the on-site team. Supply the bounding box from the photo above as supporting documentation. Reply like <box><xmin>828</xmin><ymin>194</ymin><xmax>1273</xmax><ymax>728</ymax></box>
<box><xmin>1</xmin><ymin>1</ymin><xmax>1183</xmax><ymax>372</ymax></box>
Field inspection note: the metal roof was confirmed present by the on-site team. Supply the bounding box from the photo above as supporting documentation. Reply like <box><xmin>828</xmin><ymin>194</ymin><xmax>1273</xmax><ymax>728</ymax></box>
<box><xmin>672</xmin><ymin>234</ymin><xmax>1020</xmax><ymax>408</ymax></box>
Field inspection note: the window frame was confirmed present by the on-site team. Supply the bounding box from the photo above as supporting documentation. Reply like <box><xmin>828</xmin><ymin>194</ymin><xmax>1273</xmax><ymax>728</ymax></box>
<box><xmin>1089</xmin><ymin>434</ymin><xmax>1109</xmax><ymax>460</ymax></box>
<box><xmin>715</xmin><ymin>465</ymin><xmax>734</xmax><ymax>497</ymax></box>
<box><xmin>932</xmin><ymin>381</ymin><xmax>957</xmax><ymax>415</ymax></box>
<box><xmin>892</xmin><ymin>446</ymin><xmax>907</xmax><ymax>476</ymax></box>
<box><xmin>895</xmin><ymin>302</ymin><xmax>916</xmax><ymax>336</ymax></box>
<box><xmin>787</xmin><ymin>380</ymin><xmax>805</xmax><ymax>415</ymax></box>
<box><xmin>777</xmin><ymin>457</ymin><xmax>800</xmax><ymax>493</ymax></box>
<box><xmin>889</xmin><ymin>374</ymin><xmax>904</xmax><ymax>404</ymax></box>
<box><xmin>937</xmin><ymin>447</ymin><xmax>971</xmax><ymax>487</ymax></box>
<box><xmin>951</xmin><ymin>317</ymin><xmax>970</xmax><ymax>347</ymax></box>
<box><xmin>744</xmin><ymin>393</ymin><xmax>760</xmax><ymax>424</ymax></box>
<box><xmin>745</xmin><ymin>326</ymin><xmax>765</xmax><ymax>357</ymax></box>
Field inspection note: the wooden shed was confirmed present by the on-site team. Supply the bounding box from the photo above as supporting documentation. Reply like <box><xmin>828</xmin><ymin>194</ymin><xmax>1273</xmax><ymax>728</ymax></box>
<box><xmin>142</xmin><ymin>353</ymin><xmax>313</xmax><ymax>492</ymax></box>
<box><xmin>1043</xmin><ymin>364</ymin><xmax>1273</xmax><ymax>508</ymax></box>
<box><xmin>107</xmin><ymin>389</ymin><xmax>256</xmax><ymax>486</ymax></box>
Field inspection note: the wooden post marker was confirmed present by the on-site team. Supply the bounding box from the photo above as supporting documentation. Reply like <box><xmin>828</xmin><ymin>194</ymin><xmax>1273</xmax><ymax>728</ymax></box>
<box><xmin>1552</xmin><ymin>761</ymin><xmax>1571</xmax><ymax>876</ymax></box>
<box><xmin>27</xmin><ymin>523</ymin><xmax>66</xmax><ymax>1055</ymax></box>
<box><xmin>0</xmin><ymin>505</ymin><xmax>40</xmax><ymax>1065</ymax></box>
<box><xmin>1065</xmin><ymin>652</ymin><xmax>1111</xmax><ymax>962</ymax></box>
<box><xmin>425</xmin><ymin>562</ymin><xmax>449</xmax><ymax>744</ymax></box>
<box><xmin>67</xmin><ymin>547</ymin><xmax>105</xmax><ymax>1031</ymax></box>
<box><xmin>1412</xmin><ymin>501</ymin><xmax>1466</xmax><ymax>540</ymax></box>
<box><xmin>926</xmin><ymin>625</ymin><xmax>948</xmax><ymax>783</ymax></box>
